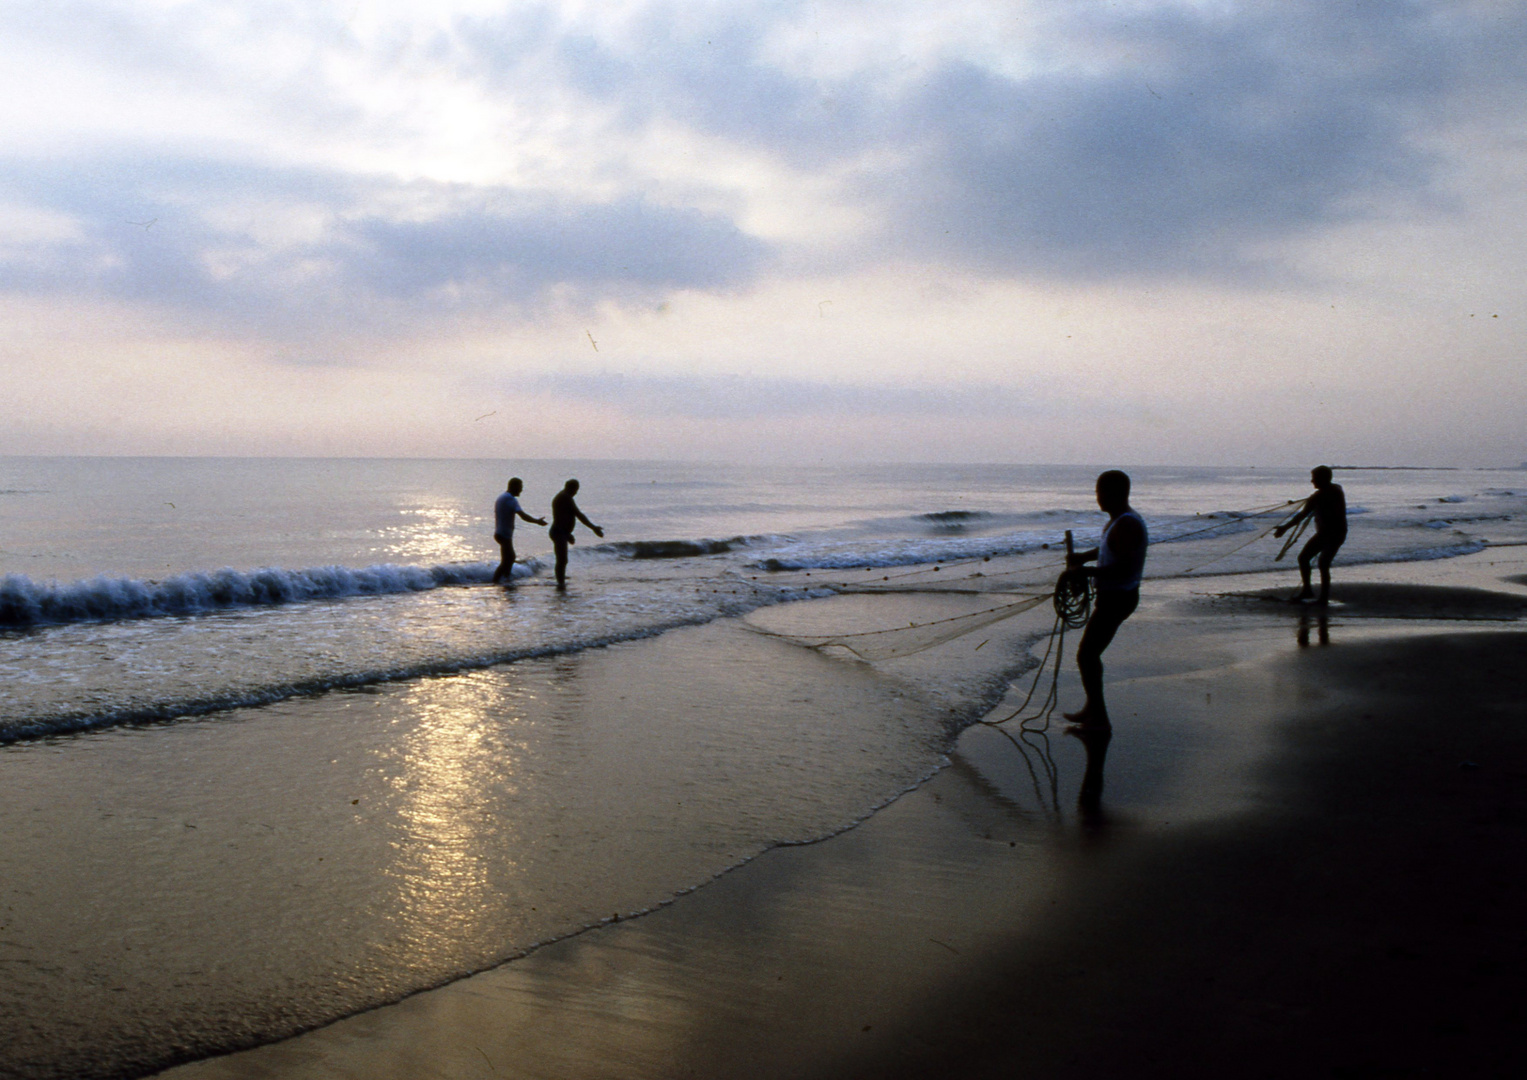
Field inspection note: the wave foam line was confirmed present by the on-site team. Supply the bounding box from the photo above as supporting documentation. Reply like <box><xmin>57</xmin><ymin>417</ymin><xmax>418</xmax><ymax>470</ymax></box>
<box><xmin>0</xmin><ymin>582</ymin><xmax>827</xmax><ymax>744</ymax></box>
<box><xmin>0</xmin><ymin>560</ymin><xmax>532</xmax><ymax>628</ymax></box>
<box><xmin>0</xmin><ymin>630</ymin><xmax>646</xmax><ymax>743</ymax></box>
<box><xmin>755</xmin><ymin>533</ymin><xmax>1077</xmax><ymax>572</ymax></box>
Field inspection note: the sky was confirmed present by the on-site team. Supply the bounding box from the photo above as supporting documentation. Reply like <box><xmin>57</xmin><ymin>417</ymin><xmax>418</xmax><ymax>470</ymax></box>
<box><xmin>0</xmin><ymin>0</ymin><xmax>1523</xmax><ymax>465</ymax></box>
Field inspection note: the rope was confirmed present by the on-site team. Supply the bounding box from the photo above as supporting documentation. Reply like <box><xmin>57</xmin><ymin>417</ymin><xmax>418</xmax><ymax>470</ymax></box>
<box><xmin>1275</xmin><ymin>508</ymin><xmax>1313</xmax><ymax>561</ymax></box>
<box><xmin>1171</xmin><ymin>515</ymin><xmax>1289</xmax><ymax>574</ymax></box>
<box><xmin>1053</xmin><ymin>569</ymin><xmax>1093</xmax><ymax>630</ymax></box>
<box><xmin>756</xmin><ymin>492</ymin><xmax>1309</xmax><ymax>727</ymax></box>
<box><xmin>985</xmin><ymin>720</ymin><xmax>1061</xmax><ymax>813</ymax></box>
<box><xmin>781</xmin><ymin>597</ymin><xmax>1047</xmax><ymax>642</ymax></box>
<box><xmin>1153</xmin><ymin>499</ymin><xmax>1297</xmax><ymax>546</ymax></box>
<box><xmin>742</xmin><ymin>593</ymin><xmax>1052</xmax><ymax>662</ymax></box>
<box><xmin>976</xmin><ymin>499</ymin><xmax>1296</xmax><ymax>734</ymax></box>
<box><xmin>979</xmin><ymin>569</ymin><xmax>1094</xmax><ymax>734</ymax></box>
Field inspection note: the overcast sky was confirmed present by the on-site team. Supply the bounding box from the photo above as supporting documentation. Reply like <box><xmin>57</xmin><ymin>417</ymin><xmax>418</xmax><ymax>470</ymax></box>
<box><xmin>1</xmin><ymin>0</ymin><xmax>1522</xmax><ymax>464</ymax></box>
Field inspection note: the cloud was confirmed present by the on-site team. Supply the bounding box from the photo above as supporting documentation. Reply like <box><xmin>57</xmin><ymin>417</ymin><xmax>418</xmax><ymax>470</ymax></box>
<box><xmin>878</xmin><ymin>2</ymin><xmax>1476</xmax><ymax>275</ymax></box>
<box><xmin>349</xmin><ymin>197</ymin><xmax>761</xmax><ymax>300</ymax></box>
<box><xmin>1</xmin><ymin>0</ymin><xmax>1525</xmax><ymax>338</ymax></box>
<box><xmin>524</xmin><ymin>371</ymin><xmax>1092</xmax><ymax>421</ymax></box>
<box><xmin>463</xmin><ymin>0</ymin><xmax>1527</xmax><ymax>276</ymax></box>
<box><xmin>0</xmin><ymin>155</ymin><xmax>769</xmax><ymax>331</ymax></box>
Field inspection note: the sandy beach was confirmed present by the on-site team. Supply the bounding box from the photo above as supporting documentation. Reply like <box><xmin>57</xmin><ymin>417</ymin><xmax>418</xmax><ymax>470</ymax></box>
<box><xmin>144</xmin><ymin>549</ymin><xmax>1527</xmax><ymax>1080</ymax></box>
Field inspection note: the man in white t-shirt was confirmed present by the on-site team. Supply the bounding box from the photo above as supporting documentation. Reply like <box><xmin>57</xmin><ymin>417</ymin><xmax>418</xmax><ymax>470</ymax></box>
<box><xmin>492</xmin><ymin>477</ymin><xmax>547</xmax><ymax>584</ymax></box>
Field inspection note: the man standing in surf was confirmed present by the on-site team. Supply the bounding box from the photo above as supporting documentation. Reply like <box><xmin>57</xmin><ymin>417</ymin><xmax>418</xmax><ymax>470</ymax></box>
<box><xmin>493</xmin><ymin>477</ymin><xmax>548</xmax><ymax>584</ymax></box>
<box><xmin>1274</xmin><ymin>465</ymin><xmax>1347</xmax><ymax>605</ymax></box>
<box><xmin>549</xmin><ymin>479</ymin><xmax>604</xmax><ymax>589</ymax></box>
<box><xmin>1063</xmin><ymin>470</ymin><xmax>1148</xmax><ymax>730</ymax></box>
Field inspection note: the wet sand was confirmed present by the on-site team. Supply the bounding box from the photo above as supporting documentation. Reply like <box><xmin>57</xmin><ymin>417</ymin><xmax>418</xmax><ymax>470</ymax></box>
<box><xmin>157</xmin><ymin>561</ymin><xmax>1527</xmax><ymax>1080</ymax></box>
<box><xmin>1185</xmin><ymin>579</ymin><xmax>1527</xmax><ymax>620</ymax></box>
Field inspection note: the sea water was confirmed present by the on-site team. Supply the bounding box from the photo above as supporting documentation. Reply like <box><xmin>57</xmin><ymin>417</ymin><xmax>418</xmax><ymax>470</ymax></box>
<box><xmin>3</xmin><ymin>459</ymin><xmax>1522</xmax><ymax>738</ymax></box>
<box><xmin>1</xmin><ymin>458</ymin><xmax>1524</xmax><ymax>1079</ymax></box>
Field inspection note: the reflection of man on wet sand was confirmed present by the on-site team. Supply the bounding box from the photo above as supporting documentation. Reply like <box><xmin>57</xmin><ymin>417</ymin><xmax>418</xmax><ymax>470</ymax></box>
<box><xmin>1275</xmin><ymin>466</ymin><xmax>1347</xmax><ymax>605</ymax></box>
<box><xmin>549</xmin><ymin>479</ymin><xmax>603</xmax><ymax>589</ymax></box>
<box><xmin>1071</xmin><ymin>723</ymin><xmax>1112</xmax><ymax>819</ymax></box>
<box><xmin>1062</xmin><ymin>470</ymin><xmax>1148</xmax><ymax>730</ymax></box>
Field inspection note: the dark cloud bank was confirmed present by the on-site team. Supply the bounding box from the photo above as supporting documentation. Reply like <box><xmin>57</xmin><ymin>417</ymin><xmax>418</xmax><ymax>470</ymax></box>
<box><xmin>474</xmin><ymin>0</ymin><xmax>1526</xmax><ymax>274</ymax></box>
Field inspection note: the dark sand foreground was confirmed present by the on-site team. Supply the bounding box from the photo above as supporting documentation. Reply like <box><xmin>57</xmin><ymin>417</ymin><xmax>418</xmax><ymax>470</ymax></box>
<box><xmin>161</xmin><ymin>571</ymin><xmax>1527</xmax><ymax>1079</ymax></box>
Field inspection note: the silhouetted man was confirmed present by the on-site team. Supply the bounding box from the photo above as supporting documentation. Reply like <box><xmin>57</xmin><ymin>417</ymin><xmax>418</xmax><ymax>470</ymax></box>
<box><xmin>1062</xmin><ymin>470</ymin><xmax>1148</xmax><ymax>730</ymax></box>
<box><xmin>549</xmin><ymin>479</ymin><xmax>603</xmax><ymax>589</ymax></box>
<box><xmin>1275</xmin><ymin>465</ymin><xmax>1347</xmax><ymax>605</ymax></box>
<box><xmin>493</xmin><ymin>477</ymin><xmax>547</xmax><ymax>584</ymax></box>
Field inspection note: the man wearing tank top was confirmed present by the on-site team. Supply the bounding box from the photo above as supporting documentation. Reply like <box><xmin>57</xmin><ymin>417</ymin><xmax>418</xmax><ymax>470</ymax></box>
<box><xmin>1062</xmin><ymin>470</ymin><xmax>1148</xmax><ymax>730</ymax></box>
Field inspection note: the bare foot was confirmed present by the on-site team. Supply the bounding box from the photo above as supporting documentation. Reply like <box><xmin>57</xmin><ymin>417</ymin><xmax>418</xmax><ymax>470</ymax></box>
<box><xmin>1063</xmin><ymin>707</ymin><xmax>1108</xmax><ymax>728</ymax></box>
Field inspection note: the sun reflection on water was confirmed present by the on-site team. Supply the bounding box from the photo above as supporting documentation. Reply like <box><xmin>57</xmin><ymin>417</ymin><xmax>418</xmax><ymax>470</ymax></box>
<box><xmin>376</xmin><ymin>669</ymin><xmax>538</xmax><ymax>968</ymax></box>
<box><xmin>377</xmin><ymin>504</ymin><xmax>483</xmax><ymax>564</ymax></box>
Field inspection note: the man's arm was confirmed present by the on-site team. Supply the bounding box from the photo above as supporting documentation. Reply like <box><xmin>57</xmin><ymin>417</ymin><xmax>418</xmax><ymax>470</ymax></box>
<box><xmin>1065</xmin><ymin>542</ymin><xmax>1098</xmax><ymax>596</ymax></box>
<box><xmin>517</xmin><ymin>508</ymin><xmax>547</xmax><ymax>525</ymax></box>
<box><xmin>574</xmin><ymin>506</ymin><xmax>604</xmax><ymax>537</ymax></box>
<box><xmin>1274</xmin><ymin>497</ymin><xmax>1313</xmax><ymax>538</ymax></box>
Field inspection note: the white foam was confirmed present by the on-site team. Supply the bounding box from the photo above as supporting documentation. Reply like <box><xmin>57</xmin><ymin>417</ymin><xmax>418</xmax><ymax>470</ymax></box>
<box><xmin>754</xmin><ymin>530</ymin><xmax>1080</xmax><ymax>571</ymax></box>
<box><xmin>0</xmin><ymin>560</ymin><xmax>532</xmax><ymax>628</ymax></box>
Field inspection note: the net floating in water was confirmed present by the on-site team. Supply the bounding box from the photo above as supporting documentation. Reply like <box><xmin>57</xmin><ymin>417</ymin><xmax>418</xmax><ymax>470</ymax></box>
<box><xmin>750</xmin><ymin>595</ymin><xmax>1051</xmax><ymax>661</ymax></box>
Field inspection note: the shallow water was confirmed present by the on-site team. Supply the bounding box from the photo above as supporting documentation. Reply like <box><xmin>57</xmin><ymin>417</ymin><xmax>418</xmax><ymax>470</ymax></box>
<box><xmin>0</xmin><ymin>616</ymin><xmax>1005</xmax><ymax>1080</ymax></box>
<box><xmin>4</xmin><ymin>458</ymin><xmax>1523</xmax><ymax>742</ymax></box>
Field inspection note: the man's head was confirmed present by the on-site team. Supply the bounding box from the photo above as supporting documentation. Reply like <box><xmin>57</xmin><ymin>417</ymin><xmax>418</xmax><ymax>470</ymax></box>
<box><xmin>1311</xmin><ymin>465</ymin><xmax>1333</xmax><ymax>487</ymax></box>
<box><xmin>508</xmin><ymin>477</ymin><xmax>523</xmax><ymax>495</ymax></box>
<box><xmin>1095</xmin><ymin>470</ymin><xmax>1131</xmax><ymax>514</ymax></box>
<box><xmin>564</xmin><ymin>479</ymin><xmax>580</xmax><ymax>494</ymax></box>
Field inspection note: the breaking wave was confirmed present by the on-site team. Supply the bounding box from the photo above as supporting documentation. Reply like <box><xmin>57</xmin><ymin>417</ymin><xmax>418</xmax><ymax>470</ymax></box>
<box><xmin>0</xmin><ymin>560</ymin><xmax>530</xmax><ymax>629</ymax></box>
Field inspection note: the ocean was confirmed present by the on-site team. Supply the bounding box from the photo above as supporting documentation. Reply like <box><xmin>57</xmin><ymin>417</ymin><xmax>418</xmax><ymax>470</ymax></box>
<box><xmin>1</xmin><ymin>457</ymin><xmax>1524</xmax><ymax>1078</ymax></box>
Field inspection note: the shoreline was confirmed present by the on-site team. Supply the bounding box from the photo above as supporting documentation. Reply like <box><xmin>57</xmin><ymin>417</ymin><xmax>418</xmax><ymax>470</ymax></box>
<box><xmin>157</xmin><ymin>554</ymin><xmax>1527</xmax><ymax>1079</ymax></box>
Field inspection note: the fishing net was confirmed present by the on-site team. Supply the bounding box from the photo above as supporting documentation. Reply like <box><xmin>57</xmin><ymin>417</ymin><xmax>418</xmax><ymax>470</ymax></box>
<box><xmin>750</xmin><ymin>497</ymin><xmax>1308</xmax><ymax>664</ymax></box>
<box><xmin>832</xmin><ymin>554</ymin><xmax>1070</xmax><ymax>597</ymax></box>
<box><xmin>750</xmin><ymin>594</ymin><xmax>1052</xmax><ymax>662</ymax></box>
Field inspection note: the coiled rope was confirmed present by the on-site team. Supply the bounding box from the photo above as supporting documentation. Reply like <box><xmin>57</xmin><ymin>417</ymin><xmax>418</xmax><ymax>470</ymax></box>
<box><xmin>982</xmin><ymin>533</ymin><xmax>1095</xmax><ymax>733</ymax></box>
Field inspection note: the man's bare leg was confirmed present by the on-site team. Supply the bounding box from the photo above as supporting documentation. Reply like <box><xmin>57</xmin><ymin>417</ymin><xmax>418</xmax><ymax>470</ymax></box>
<box><xmin>1064</xmin><ymin>626</ymin><xmax>1112</xmax><ymax>728</ymax></box>
<box><xmin>1063</xmin><ymin>646</ymin><xmax>1111</xmax><ymax>728</ymax></box>
<box><xmin>1063</xmin><ymin>593</ymin><xmax>1136</xmax><ymax>728</ymax></box>
<box><xmin>1316</xmin><ymin>552</ymin><xmax>1333</xmax><ymax>605</ymax></box>
<box><xmin>553</xmin><ymin>539</ymin><xmax>569</xmax><ymax>589</ymax></box>
<box><xmin>1291</xmin><ymin>552</ymin><xmax>1316</xmax><ymax>602</ymax></box>
<box><xmin>492</xmin><ymin>541</ymin><xmax>516</xmax><ymax>585</ymax></box>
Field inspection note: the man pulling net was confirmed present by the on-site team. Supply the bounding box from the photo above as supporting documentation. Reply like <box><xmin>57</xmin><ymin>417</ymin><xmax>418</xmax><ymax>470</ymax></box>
<box><xmin>1060</xmin><ymin>470</ymin><xmax>1148</xmax><ymax>730</ymax></box>
<box><xmin>1273</xmin><ymin>465</ymin><xmax>1347</xmax><ymax>605</ymax></box>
